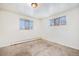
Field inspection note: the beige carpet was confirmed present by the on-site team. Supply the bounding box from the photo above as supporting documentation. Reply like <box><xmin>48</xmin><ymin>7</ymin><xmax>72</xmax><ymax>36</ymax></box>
<box><xmin>0</xmin><ymin>39</ymin><xmax>79</xmax><ymax>56</ymax></box>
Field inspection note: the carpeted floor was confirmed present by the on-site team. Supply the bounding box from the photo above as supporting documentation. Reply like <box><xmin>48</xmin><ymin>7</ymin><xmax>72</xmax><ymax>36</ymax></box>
<box><xmin>0</xmin><ymin>39</ymin><xmax>79</xmax><ymax>56</ymax></box>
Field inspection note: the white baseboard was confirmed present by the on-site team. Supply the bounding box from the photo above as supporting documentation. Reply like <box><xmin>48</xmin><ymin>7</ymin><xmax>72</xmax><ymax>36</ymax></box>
<box><xmin>0</xmin><ymin>37</ymin><xmax>41</xmax><ymax>48</ymax></box>
<box><xmin>0</xmin><ymin>37</ymin><xmax>79</xmax><ymax>50</ymax></box>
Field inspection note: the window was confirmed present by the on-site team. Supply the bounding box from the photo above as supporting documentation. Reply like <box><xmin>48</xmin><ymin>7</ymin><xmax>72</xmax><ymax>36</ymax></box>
<box><xmin>54</xmin><ymin>18</ymin><xmax>60</xmax><ymax>26</ymax></box>
<box><xmin>20</xmin><ymin>18</ymin><xmax>33</xmax><ymax>30</ymax></box>
<box><xmin>50</xmin><ymin>19</ymin><xmax>54</xmax><ymax>26</ymax></box>
<box><xmin>60</xmin><ymin>16</ymin><xmax>66</xmax><ymax>25</ymax></box>
<box><xmin>50</xmin><ymin>16</ymin><xmax>66</xmax><ymax>26</ymax></box>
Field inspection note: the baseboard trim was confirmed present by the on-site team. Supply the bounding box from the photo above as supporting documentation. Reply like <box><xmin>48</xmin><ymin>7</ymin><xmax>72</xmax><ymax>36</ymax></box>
<box><xmin>0</xmin><ymin>37</ymin><xmax>41</xmax><ymax>48</ymax></box>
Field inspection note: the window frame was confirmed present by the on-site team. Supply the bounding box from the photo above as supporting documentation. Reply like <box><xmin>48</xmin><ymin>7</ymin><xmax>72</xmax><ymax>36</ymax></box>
<box><xmin>20</xmin><ymin>18</ymin><xmax>33</xmax><ymax>30</ymax></box>
<box><xmin>50</xmin><ymin>16</ymin><xmax>66</xmax><ymax>26</ymax></box>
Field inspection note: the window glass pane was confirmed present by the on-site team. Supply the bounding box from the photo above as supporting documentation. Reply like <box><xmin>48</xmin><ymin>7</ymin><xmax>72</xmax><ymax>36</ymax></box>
<box><xmin>20</xmin><ymin>19</ymin><xmax>25</xmax><ymax>30</ymax></box>
<box><xmin>25</xmin><ymin>20</ymin><xmax>29</xmax><ymax>30</ymax></box>
<box><xmin>54</xmin><ymin>18</ymin><xmax>60</xmax><ymax>26</ymax></box>
<box><xmin>60</xmin><ymin>16</ymin><xmax>66</xmax><ymax>25</ymax></box>
<box><xmin>50</xmin><ymin>19</ymin><xmax>54</xmax><ymax>26</ymax></box>
<box><xmin>29</xmin><ymin>20</ymin><xmax>33</xmax><ymax>29</ymax></box>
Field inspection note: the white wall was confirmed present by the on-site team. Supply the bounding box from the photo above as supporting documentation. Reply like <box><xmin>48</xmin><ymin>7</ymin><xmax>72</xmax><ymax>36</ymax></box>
<box><xmin>0</xmin><ymin>13</ymin><xmax>2</xmax><ymax>35</ymax></box>
<box><xmin>0</xmin><ymin>10</ymin><xmax>41</xmax><ymax>47</ymax></box>
<box><xmin>41</xmin><ymin>7</ymin><xmax>79</xmax><ymax>49</ymax></box>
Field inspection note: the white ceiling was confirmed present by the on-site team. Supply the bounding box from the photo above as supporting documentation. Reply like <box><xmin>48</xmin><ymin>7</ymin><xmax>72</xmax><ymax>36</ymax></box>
<box><xmin>0</xmin><ymin>3</ymin><xmax>79</xmax><ymax>19</ymax></box>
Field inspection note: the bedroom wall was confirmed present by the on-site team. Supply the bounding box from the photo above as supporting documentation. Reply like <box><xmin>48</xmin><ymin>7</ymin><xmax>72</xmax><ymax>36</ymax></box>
<box><xmin>0</xmin><ymin>10</ymin><xmax>41</xmax><ymax>47</ymax></box>
<box><xmin>0</xmin><ymin>14</ymin><xmax>2</xmax><ymax>35</ymax></box>
<box><xmin>41</xmin><ymin>7</ymin><xmax>79</xmax><ymax>49</ymax></box>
